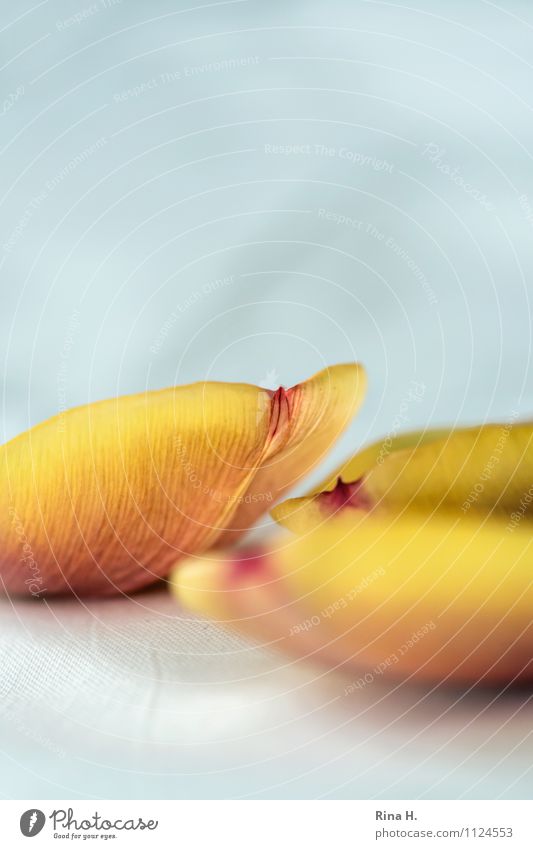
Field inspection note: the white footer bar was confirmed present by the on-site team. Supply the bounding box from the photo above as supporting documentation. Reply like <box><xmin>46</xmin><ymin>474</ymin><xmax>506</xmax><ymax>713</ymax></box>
<box><xmin>2</xmin><ymin>800</ymin><xmax>531</xmax><ymax>848</ymax></box>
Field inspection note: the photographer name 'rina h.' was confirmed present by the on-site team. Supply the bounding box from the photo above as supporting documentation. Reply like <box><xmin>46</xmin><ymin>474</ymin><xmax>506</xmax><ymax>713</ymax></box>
<box><xmin>376</xmin><ymin>810</ymin><xmax>417</xmax><ymax>821</ymax></box>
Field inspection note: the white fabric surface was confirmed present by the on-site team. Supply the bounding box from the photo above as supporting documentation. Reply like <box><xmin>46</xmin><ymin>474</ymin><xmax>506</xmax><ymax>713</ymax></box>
<box><xmin>1</xmin><ymin>0</ymin><xmax>533</xmax><ymax>798</ymax></box>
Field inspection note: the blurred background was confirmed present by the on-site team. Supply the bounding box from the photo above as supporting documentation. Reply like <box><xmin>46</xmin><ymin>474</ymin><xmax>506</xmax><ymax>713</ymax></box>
<box><xmin>1</xmin><ymin>0</ymin><xmax>532</xmax><ymax>799</ymax></box>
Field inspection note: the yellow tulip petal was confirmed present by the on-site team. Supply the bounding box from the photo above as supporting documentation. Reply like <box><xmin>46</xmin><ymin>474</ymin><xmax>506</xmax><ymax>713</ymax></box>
<box><xmin>172</xmin><ymin>511</ymin><xmax>533</xmax><ymax>686</ymax></box>
<box><xmin>0</xmin><ymin>363</ymin><xmax>364</xmax><ymax>597</ymax></box>
<box><xmin>273</xmin><ymin>423</ymin><xmax>533</xmax><ymax>533</ymax></box>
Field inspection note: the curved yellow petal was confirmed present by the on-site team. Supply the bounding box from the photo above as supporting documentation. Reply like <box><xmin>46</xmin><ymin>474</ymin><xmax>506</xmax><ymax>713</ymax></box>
<box><xmin>273</xmin><ymin>422</ymin><xmax>533</xmax><ymax>533</ymax></box>
<box><xmin>0</xmin><ymin>363</ymin><xmax>365</xmax><ymax>597</ymax></box>
<box><xmin>216</xmin><ymin>362</ymin><xmax>366</xmax><ymax>545</ymax></box>
<box><xmin>172</xmin><ymin>511</ymin><xmax>533</xmax><ymax>686</ymax></box>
